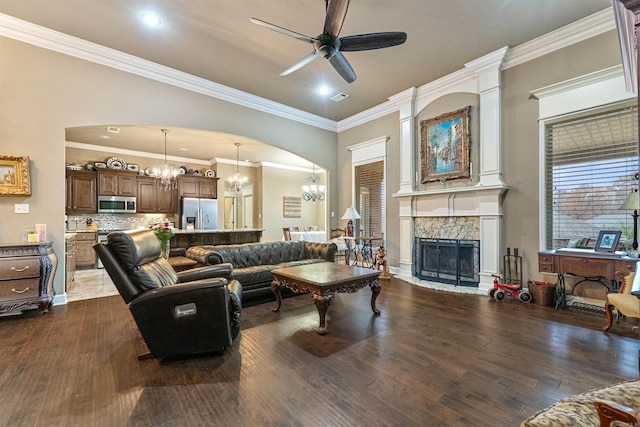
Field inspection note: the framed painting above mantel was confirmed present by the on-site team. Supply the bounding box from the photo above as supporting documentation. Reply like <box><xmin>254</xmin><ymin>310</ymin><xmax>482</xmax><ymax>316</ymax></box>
<box><xmin>420</xmin><ymin>106</ymin><xmax>471</xmax><ymax>183</ymax></box>
<box><xmin>0</xmin><ymin>154</ymin><xmax>31</xmax><ymax>196</ymax></box>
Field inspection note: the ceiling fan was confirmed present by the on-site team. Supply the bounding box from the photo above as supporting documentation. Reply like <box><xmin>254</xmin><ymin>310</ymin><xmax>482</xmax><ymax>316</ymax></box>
<box><xmin>251</xmin><ymin>0</ymin><xmax>407</xmax><ymax>83</ymax></box>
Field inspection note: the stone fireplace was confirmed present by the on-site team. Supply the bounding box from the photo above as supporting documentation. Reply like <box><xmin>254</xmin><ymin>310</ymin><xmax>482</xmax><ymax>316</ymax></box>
<box><xmin>396</xmin><ymin>185</ymin><xmax>508</xmax><ymax>291</ymax></box>
<box><xmin>389</xmin><ymin>47</ymin><xmax>510</xmax><ymax>292</ymax></box>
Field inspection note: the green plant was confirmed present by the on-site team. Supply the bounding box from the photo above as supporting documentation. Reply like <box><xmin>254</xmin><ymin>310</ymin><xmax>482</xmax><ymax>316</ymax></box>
<box><xmin>150</xmin><ymin>222</ymin><xmax>175</xmax><ymax>241</ymax></box>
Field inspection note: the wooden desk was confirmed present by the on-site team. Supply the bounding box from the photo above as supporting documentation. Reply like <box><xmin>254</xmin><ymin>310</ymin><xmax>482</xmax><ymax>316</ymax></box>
<box><xmin>538</xmin><ymin>249</ymin><xmax>638</xmax><ymax>309</ymax></box>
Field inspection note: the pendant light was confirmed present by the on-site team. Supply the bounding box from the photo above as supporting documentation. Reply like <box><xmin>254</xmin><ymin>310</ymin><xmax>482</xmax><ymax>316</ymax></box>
<box><xmin>302</xmin><ymin>164</ymin><xmax>325</xmax><ymax>203</ymax></box>
<box><xmin>151</xmin><ymin>128</ymin><xmax>179</xmax><ymax>191</ymax></box>
<box><xmin>228</xmin><ymin>142</ymin><xmax>248</xmax><ymax>192</ymax></box>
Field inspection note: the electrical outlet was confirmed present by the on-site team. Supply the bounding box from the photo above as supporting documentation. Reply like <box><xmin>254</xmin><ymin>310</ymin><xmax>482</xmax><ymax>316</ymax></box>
<box><xmin>14</xmin><ymin>203</ymin><xmax>29</xmax><ymax>214</ymax></box>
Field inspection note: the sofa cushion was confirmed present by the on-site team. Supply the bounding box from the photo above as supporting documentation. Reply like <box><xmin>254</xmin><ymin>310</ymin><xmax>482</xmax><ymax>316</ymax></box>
<box><xmin>520</xmin><ymin>379</ymin><xmax>640</xmax><ymax>426</ymax></box>
<box><xmin>232</xmin><ymin>265</ymin><xmax>279</xmax><ymax>287</ymax></box>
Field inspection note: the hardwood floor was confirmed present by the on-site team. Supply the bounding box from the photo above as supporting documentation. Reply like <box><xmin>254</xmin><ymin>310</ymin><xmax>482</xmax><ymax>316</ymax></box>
<box><xmin>1</xmin><ymin>277</ymin><xmax>639</xmax><ymax>426</ymax></box>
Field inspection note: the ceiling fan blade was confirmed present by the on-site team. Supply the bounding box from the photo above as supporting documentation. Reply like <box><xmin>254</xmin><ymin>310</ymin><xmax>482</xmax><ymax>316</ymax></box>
<box><xmin>329</xmin><ymin>51</ymin><xmax>356</xmax><ymax>83</ymax></box>
<box><xmin>250</xmin><ymin>18</ymin><xmax>316</xmax><ymax>44</ymax></box>
<box><xmin>323</xmin><ymin>0</ymin><xmax>350</xmax><ymax>37</ymax></box>
<box><xmin>339</xmin><ymin>32</ymin><xmax>407</xmax><ymax>51</ymax></box>
<box><xmin>280</xmin><ymin>52</ymin><xmax>319</xmax><ymax>76</ymax></box>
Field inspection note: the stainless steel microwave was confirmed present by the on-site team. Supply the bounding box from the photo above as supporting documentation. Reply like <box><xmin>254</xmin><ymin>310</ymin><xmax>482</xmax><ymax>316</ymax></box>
<box><xmin>97</xmin><ymin>195</ymin><xmax>136</xmax><ymax>213</ymax></box>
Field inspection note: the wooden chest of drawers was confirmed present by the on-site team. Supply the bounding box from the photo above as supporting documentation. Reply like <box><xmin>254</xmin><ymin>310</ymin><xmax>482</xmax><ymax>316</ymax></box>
<box><xmin>0</xmin><ymin>242</ymin><xmax>57</xmax><ymax>315</ymax></box>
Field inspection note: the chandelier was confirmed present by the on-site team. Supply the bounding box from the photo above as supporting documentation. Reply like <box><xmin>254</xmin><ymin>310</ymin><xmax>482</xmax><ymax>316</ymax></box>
<box><xmin>151</xmin><ymin>128</ymin><xmax>179</xmax><ymax>191</ymax></box>
<box><xmin>228</xmin><ymin>142</ymin><xmax>248</xmax><ymax>192</ymax></box>
<box><xmin>302</xmin><ymin>164</ymin><xmax>325</xmax><ymax>203</ymax></box>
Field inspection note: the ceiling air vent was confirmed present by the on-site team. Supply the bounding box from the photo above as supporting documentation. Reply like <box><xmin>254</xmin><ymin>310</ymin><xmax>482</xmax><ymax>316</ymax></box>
<box><xmin>331</xmin><ymin>93</ymin><xmax>349</xmax><ymax>103</ymax></box>
<box><xmin>106</xmin><ymin>126</ymin><xmax>120</xmax><ymax>133</ymax></box>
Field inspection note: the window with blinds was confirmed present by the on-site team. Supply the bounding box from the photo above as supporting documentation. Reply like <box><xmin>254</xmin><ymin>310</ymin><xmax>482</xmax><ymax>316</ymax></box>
<box><xmin>545</xmin><ymin>104</ymin><xmax>638</xmax><ymax>249</ymax></box>
<box><xmin>354</xmin><ymin>161</ymin><xmax>385</xmax><ymax>239</ymax></box>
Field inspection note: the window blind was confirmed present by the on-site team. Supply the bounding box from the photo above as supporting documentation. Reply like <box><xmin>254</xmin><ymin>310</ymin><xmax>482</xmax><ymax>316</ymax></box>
<box><xmin>354</xmin><ymin>161</ymin><xmax>385</xmax><ymax>239</ymax></box>
<box><xmin>545</xmin><ymin>105</ymin><xmax>638</xmax><ymax>249</ymax></box>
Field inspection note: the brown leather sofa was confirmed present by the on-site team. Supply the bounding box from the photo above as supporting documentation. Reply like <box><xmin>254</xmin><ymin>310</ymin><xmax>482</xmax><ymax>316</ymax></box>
<box><xmin>186</xmin><ymin>240</ymin><xmax>337</xmax><ymax>306</ymax></box>
<box><xmin>94</xmin><ymin>229</ymin><xmax>242</xmax><ymax>359</ymax></box>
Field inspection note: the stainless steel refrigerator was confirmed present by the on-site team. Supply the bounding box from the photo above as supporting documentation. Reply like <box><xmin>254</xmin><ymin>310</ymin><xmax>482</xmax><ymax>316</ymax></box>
<box><xmin>180</xmin><ymin>197</ymin><xmax>218</xmax><ymax>230</ymax></box>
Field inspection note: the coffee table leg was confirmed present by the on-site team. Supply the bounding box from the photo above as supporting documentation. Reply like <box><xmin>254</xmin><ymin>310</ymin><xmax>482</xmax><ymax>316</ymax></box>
<box><xmin>271</xmin><ymin>279</ymin><xmax>282</xmax><ymax>312</ymax></box>
<box><xmin>313</xmin><ymin>294</ymin><xmax>333</xmax><ymax>335</ymax></box>
<box><xmin>370</xmin><ymin>279</ymin><xmax>381</xmax><ymax>315</ymax></box>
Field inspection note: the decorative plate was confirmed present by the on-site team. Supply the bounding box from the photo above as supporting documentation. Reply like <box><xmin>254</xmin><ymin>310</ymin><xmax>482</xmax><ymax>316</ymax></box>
<box><xmin>94</xmin><ymin>162</ymin><xmax>107</xmax><ymax>168</ymax></box>
<box><xmin>127</xmin><ymin>163</ymin><xmax>139</xmax><ymax>172</ymax></box>
<box><xmin>179</xmin><ymin>166</ymin><xmax>187</xmax><ymax>174</ymax></box>
<box><xmin>192</xmin><ymin>170</ymin><xmax>202</xmax><ymax>176</ymax></box>
<box><xmin>106</xmin><ymin>157</ymin><xmax>126</xmax><ymax>170</ymax></box>
<box><xmin>145</xmin><ymin>167</ymin><xmax>154</xmax><ymax>176</ymax></box>
<box><xmin>205</xmin><ymin>169</ymin><xmax>215</xmax><ymax>178</ymax></box>
<box><xmin>65</xmin><ymin>164</ymin><xmax>82</xmax><ymax>171</ymax></box>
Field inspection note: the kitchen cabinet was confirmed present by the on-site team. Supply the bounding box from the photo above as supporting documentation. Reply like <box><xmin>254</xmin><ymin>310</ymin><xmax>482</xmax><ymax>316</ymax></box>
<box><xmin>177</xmin><ymin>175</ymin><xmax>218</xmax><ymax>199</ymax></box>
<box><xmin>66</xmin><ymin>170</ymin><xmax>97</xmax><ymax>214</ymax></box>
<box><xmin>137</xmin><ymin>176</ymin><xmax>177</xmax><ymax>214</ymax></box>
<box><xmin>65</xmin><ymin>234</ymin><xmax>77</xmax><ymax>291</ymax></box>
<box><xmin>75</xmin><ymin>231</ymin><xmax>97</xmax><ymax>269</ymax></box>
<box><xmin>98</xmin><ymin>169</ymin><xmax>138</xmax><ymax>197</ymax></box>
<box><xmin>0</xmin><ymin>241</ymin><xmax>57</xmax><ymax>315</ymax></box>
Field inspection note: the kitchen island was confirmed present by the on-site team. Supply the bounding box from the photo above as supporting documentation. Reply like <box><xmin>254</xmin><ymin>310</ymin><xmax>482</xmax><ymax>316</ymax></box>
<box><xmin>172</xmin><ymin>229</ymin><xmax>263</xmax><ymax>249</ymax></box>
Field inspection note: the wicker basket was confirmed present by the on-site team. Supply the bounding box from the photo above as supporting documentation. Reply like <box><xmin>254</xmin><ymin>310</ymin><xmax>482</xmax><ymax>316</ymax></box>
<box><xmin>529</xmin><ymin>281</ymin><xmax>555</xmax><ymax>307</ymax></box>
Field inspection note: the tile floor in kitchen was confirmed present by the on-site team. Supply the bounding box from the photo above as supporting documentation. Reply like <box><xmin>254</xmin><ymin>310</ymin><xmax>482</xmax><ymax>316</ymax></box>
<box><xmin>66</xmin><ymin>268</ymin><xmax>119</xmax><ymax>302</ymax></box>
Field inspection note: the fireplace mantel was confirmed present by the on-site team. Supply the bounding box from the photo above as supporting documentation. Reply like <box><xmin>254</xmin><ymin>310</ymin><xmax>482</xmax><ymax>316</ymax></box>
<box><xmin>395</xmin><ymin>183</ymin><xmax>509</xmax><ymax>290</ymax></box>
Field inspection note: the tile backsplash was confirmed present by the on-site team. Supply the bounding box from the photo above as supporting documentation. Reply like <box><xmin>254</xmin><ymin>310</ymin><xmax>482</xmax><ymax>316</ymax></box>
<box><xmin>67</xmin><ymin>213</ymin><xmax>177</xmax><ymax>231</ymax></box>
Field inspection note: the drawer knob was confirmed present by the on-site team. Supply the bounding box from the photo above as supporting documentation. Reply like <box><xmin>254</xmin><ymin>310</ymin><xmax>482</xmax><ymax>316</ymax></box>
<box><xmin>11</xmin><ymin>287</ymin><xmax>30</xmax><ymax>294</ymax></box>
<box><xmin>10</xmin><ymin>265</ymin><xmax>30</xmax><ymax>272</ymax></box>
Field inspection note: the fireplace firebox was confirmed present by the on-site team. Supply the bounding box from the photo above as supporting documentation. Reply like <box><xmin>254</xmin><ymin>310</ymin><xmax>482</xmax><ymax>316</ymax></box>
<box><xmin>414</xmin><ymin>238</ymin><xmax>480</xmax><ymax>287</ymax></box>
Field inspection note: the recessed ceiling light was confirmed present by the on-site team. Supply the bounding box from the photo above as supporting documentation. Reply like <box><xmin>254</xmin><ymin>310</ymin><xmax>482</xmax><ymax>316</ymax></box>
<box><xmin>317</xmin><ymin>85</ymin><xmax>331</xmax><ymax>96</ymax></box>
<box><xmin>141</xmin><ymin>12</ymin><xmax>162</xmax><ymax>27</ymax></box>
<box><xmin>98</xmin><ymin>135</ymin><xmax>110</xmax><ymax>139</ymax></box>
<box><xmin>180</xmin><ymin>147</ymin><xmax>189</xmax><ymax>151</ymax></box>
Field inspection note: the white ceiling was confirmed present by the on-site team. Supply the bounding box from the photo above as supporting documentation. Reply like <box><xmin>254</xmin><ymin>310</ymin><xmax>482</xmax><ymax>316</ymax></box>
<box><xmin>1</xmin><ymin>0</ymin><xmax>614</xmax><ymax>167</ymax></box>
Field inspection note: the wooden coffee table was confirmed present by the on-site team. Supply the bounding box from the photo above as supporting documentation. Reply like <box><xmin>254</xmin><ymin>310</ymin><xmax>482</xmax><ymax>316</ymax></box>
<box><xmin>271</xmin><ymin>262</ymin><xmax>381</xmax><ymax>334</ymax></box>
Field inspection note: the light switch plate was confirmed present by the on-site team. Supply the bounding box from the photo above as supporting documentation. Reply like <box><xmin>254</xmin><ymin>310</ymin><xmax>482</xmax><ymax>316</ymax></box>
<box><xmin>14</xmin><ymin>203</ymin><xmax>29</xmax><ymax>214</ymax></box>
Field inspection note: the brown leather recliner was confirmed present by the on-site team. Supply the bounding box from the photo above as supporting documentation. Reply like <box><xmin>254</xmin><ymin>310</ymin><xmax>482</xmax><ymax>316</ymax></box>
<box><xmin>93</xmin><ymin>229</ymin><xmax>242</xmax><ymax>359</ymax></box>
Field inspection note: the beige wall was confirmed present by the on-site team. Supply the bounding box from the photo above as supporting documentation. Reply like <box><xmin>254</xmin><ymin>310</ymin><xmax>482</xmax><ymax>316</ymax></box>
<box><xmin>261</xmin><ymin>166</ymin><xmax>326</xmax><ymax>242</ymax></box>
<box><xmin>337</xmin><ymin>30</ymin><xmax>624</xmax><ymax>277</ymax></box>
<box><xmin>501</xmin><ymin>30</ymin><xmax>622</xmax><ymax>283</ymax></box>
<box><xmin>0</xmin><ymin>37</ymin><xmax>337</xmax><ymax>298</ymax></box>
<box><xmin>337</xmin><ymin>114</ymin><xmax>400</xmax><ymax>262</ymax></box>
<box><xmin>0</xmin><ymin>26</ymin><xmax>626</xmax><ymax>298</ymax></box>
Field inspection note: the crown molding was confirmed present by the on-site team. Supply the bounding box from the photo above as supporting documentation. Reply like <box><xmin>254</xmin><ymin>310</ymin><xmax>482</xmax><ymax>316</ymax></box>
<box><xmin>65</xmin><ymin>141</ymin><xmax>211</xmax><ymax>165</ymax></box>
<box><xmin>336</xmin><ymin>100</ymin><xmax>398</xmax><ymax>132</ymax></box>
<box><xmin>504</xmin><ymin>8</ymin><xmax>615</xmax><ymax>69</ymax></box>
<box><xmin>0</xmin><ymin>9</ymin><xmax>617</xmax><ymax>135</ymax></box>
<box><xmin>0</xmin><ymin>13</ymin><xmax>338</xmax><ymax>132</ymax></box>
<box><xmin>338</xmin><ymin>7</ymin><xmax>617</xmax><ymax>131</ymax></box>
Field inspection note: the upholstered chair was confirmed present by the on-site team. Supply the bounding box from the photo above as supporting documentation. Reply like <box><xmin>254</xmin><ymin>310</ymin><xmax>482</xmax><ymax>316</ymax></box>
<box><xmin>603</xmin><ymin>263</ymin><xmax>640</xmax><ymax>333</ymax></box>
<box><xmin>94</xmin><ymin>229</ymin><xmax>242</xmax><ymax>359</ymax></box>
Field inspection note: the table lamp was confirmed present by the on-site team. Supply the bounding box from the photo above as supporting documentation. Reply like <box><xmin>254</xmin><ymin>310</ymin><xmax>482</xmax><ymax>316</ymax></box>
<box><xmin>619</xmin><ymin>190</ymin><xmax>639</xmax><ymax>250</ymax></box>
<box><xmin>341</xmin><ymin>206</ymin><xmax>360</xmax><ymax>237</ymax></box>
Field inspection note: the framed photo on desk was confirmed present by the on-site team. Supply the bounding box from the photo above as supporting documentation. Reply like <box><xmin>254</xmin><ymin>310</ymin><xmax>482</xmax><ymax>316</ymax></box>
<box><xmin>595</xmin><ymin>230</ymin><xmax>621</xmax><ymax>253</ymax></box>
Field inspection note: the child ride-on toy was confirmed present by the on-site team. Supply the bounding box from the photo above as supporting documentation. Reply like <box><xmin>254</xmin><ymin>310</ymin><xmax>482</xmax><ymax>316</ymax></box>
<box><xmin>488</xmin><ymin>247</ymin><xmax>532</xmax><ymax>303</ymax></box>
<box><xmin>489</xmin><ymin>275</ymin><xmax>532</xmax><ymax>303</ymax></box>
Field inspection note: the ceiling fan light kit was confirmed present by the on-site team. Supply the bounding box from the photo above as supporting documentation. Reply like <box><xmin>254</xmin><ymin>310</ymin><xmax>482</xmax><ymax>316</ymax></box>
<box><xmin>251</xmin><ymin>0</ymin><xmax>407</xmax><ymax>83</ymax></box>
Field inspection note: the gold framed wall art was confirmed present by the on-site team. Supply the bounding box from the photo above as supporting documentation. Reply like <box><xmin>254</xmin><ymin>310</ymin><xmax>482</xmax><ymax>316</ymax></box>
<box><xmin>0</xmin><ymin>154</ymin><xmax>31</xmax><ymax>196</ymax></box>
<box><xmin>420</xmin><ymin>106</ymin><xmax>471</xmax><ymax>183</ymax></box>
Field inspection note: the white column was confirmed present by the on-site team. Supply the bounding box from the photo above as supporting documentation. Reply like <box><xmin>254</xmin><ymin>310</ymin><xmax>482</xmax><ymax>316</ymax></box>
<box><xmin>389</xmin><ymin>88</ymin><xmax>417</xmax><ymax>275</ymax></box>
<box><xmin>397</xmin><ymin>196</ymin><xmax>414</xmax><ymax>275</ymax></box>
<box><xmin>389</xmin><ymin>88</ymin><xmax>417</xmax><ymax>195</ymax></box>
<box><xmin>465</xmin><ymin>47</ymin><xmax>508</xmax><ymax>187</ymax></box>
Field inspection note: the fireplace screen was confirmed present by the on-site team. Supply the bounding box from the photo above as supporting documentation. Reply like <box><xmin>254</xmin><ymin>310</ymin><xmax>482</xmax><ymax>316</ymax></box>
<box><xmin>415</xmin><ymin>238</ymin><xmax>480</xmax><ymax>286</ymax></box>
